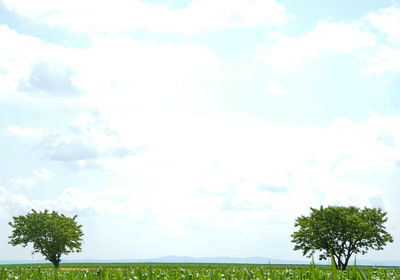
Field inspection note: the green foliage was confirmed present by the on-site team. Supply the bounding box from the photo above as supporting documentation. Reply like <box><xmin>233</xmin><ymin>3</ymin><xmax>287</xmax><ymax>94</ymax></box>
<box><xmin>8</xmin><ymin>209</ymin><xmax>84</xmax><ymax>268</ymax></box>
<box><xmin>291</xmin><ymin>206</ymin><xmax>393</xmax><ymax>270</ymax></box>
<box><xmin>0</xmin><ymin>263</ymin><xmax>399</xmax><ymax>280</ymax></box>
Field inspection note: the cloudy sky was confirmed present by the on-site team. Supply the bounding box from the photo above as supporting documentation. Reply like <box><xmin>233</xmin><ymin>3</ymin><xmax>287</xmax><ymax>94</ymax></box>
<box><xmin>0</xmin><ymin>0</ymin><xmax>399</xmax><ymax>263</ymax></box>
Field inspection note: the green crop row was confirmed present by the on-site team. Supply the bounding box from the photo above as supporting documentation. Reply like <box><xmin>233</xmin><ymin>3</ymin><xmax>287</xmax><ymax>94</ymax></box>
<box><xmin>0</xmin><ymin>263</ymin><xmax>399</xmax><ymax>280</ymax></box>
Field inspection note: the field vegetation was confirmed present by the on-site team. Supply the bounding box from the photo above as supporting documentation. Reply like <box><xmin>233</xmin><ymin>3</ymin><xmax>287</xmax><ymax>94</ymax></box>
<box><xmin>0</xmin><ymin>262</ymin><xmax>399</xmax><ymax>280</ymax></box>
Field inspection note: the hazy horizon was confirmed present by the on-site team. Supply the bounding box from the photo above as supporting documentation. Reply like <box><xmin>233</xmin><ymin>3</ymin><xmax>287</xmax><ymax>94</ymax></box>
<box><xmin>0</xmin><ymin>0</ymin><xmax>399</xmax><ymax>262</ymax></box>
<box><xmin>1</xmin><ymin>255</ymin><xmax>400</xmax><ymax>267</ymax></box>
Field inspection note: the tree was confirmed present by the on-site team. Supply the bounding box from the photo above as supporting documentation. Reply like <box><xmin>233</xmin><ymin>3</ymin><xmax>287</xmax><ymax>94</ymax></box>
<box><xmin>9</xmin><ymin>209</ymin><xmax>84</xmax><ymax>268</ymax></box>
<box><xmin>291</xmin><ymin>206</ymin><xmax>393</xmax><ymax>270</ymax></box>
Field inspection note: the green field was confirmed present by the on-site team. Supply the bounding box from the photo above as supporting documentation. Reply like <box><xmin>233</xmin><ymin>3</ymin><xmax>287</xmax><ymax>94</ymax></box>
<box><xmin>0</xmin><ymin>263</ymin><xmax>399</xmax><ymax>280</ymax></box>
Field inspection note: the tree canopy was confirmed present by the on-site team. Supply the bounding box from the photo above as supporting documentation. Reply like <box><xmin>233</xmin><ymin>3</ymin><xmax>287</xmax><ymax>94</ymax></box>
<box><xmin>291</xmin><ymin>206</ymin><xmax>393</xmax><ymax>270</ymax></box>
<box><xmin>9</xmin><ymin>209</ymin><xmax>84</xmax><ymax>268</ymax></box>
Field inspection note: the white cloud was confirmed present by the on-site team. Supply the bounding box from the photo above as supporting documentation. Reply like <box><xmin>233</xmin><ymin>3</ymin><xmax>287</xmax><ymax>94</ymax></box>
<box><xmin>18</xmin><ymin>59</ymin><xmax>82</xmax><ymax>97</ymax></box>
<box><xmin>0</xmin><ymin>184</ymin><xmax>144</xmax><ymax>220</ymax></box>
<box><xmin>41</xmin><ymin>133</ymin><xmax>100</xmax><ymax>161</ymax></box>
<box><xmin>0</xmin><ymin>190</ymin><xmax>35</xmax><ymax>217</ymax></box>
<box><xmin>70</xmin><ymin>35</ymin><xmax>227</xmax><ymax>151</ymax></box>
<box><xmin>363</xmin><ymin>46</ymin><xmax>400</xmax><ymax>74</ymax></box>
<box><xmin>367</xmin><ymin>7</ymin><xmax>400</xmax><ymax>44</ymax></box>
<box><xmin>360</xmin><ymin>7</ymin><xmax>400</xmax><ymax>74</ymax></box>
<box><xmin>264</xmin><ymin>80</ymin><xmax>290</xmax><ymax>95</ymax></box>
<box><xmin>0</xmin><ymin>24</ymin><xmax>224</xmax><ymax>103</ymax></box>
<box><xmin>258</xmin><ymin>21</ymin><xmax>375</xmax><ymax>73</ymax></box>
<box><xmin>12</xmin><ymin>168</ymin><xmax>53</xmax><ymax>188</ymax></box>
<box><xmin>7</xmin><ymin>125</ymin><xmax>45</xmax><ymax>138</ymax></box>
<box><xmin>56</xmin><ymin>187</ymin><xmax>143</xmax><ymax>219</ymax></box>
<box><xmin>80</xmin><ymin>35</ymin><xmax>223</xmax><ymax>97</ymax></box>
<box><xmin>0</xmin><ymin>25</ymin><xmax>83</xmax><ymax>98</ymax></box>
<box><xmin>6</xmin><ymin>112</ymin><xmax>141</xmax><ymax>168</ymax></box>
<box><xmin>33</xmin><ymin>168</ymin><xmax>53</xmax><ymax>181</ymax></box>
<box><xmin>3</xmin><ymin>0</ymin><xmax>292</xmax><ymax>34</ymax></box>
<box><xmin>2</xmin><ymin>21</ymin><xmax>398</xmax><ymax>236</ymax></box>
<box><xmin>0</xmin><ymin>25</ymin><xmax>41</xmax><ymax>96</ymax></box>
<box><xmin>83</xmin><ymin>112</ymin><xmax>400</xmax><ymax>230</ymax></box>
<box><xmin>2</xmin><ymin>112</ymin><xmax>400</xmax><ymax>258</ymax></box>
<box><xmin>0</xmin><ymin>27</ymin><xmax>228</xmax><ymax>171</ymax></box>
<box><xmin>39</xmin><ymin>112</ymin><xmax>140</xmax><ymax>165</ymax></box>
<box><xmin>1</xmin><ymin>6</ymin><xmax>400</xmax><ymax>260</ymax></box>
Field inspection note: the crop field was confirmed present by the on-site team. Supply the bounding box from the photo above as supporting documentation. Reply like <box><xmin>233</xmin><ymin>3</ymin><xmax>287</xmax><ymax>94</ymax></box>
<box><xmin>0</xmin><ymin>263</ymin><xmax>399</xmax><ymax>280</ymax></box>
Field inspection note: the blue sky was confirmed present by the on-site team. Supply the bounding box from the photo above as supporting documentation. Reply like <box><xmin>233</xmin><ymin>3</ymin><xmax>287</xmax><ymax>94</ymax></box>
<box><xmin>0</xmin><ymin>0</ymin><xmax>399</xmax><ymax>263</ymax></box>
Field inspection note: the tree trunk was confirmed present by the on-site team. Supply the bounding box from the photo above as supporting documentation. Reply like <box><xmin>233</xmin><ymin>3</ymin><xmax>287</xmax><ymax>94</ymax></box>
<box><xmin>342</xmin><ymin>253</ymin><xmax>352</xmax><ymax>271</ymax></box>
<box><xmin>337</xmin><ymin>257</ymin><xmax>343</xmax><ymax>270</ymax></box>
<box><xmin>332</xmin><ymin>256</ymin><xmax>338</xmax><ymax>270</ymax></box>
<box><xmin>53</xmin><ymin>260</ymin><xmax>60</xmax><ymax>269</ymax></box>
<box><xmin>50</xmin><ymin>257</ymin><xmax>60</xmax><ymax>269</ymax></box>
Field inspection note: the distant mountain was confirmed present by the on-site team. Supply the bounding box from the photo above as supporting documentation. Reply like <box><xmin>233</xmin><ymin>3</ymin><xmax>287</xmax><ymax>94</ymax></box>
<box><xmin>1</xmin><ymin>256</ymin><xmax>399</xmax><ymax>266</ymax></box>
<box><xmin>132</xmin><ymin>256</ymin><xmax>400</xmax><ymax>266</ymax></box>
<box><xmin>0</xmin><ymin>256</ymin><xmax>305</xmax><ymax>265</ymax></box>
<box><xmin>138</xmin><ymin>255</ymin><xmax>308</xmax><ymax>264</ymax></box>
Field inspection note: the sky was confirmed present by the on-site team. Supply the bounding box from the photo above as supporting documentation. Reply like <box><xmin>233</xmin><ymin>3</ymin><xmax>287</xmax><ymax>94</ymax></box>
<box><xmin>0</xmin><ymin>0</ymin><xmax>399</xmax><ymax>263</ymax></box>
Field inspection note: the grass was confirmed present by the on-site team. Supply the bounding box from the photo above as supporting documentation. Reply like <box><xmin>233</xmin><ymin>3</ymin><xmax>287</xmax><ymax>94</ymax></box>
<box><xmin>0</xmin><ymin>262</ymin><xmax>399</xmax><ymax>280</ymax></box>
